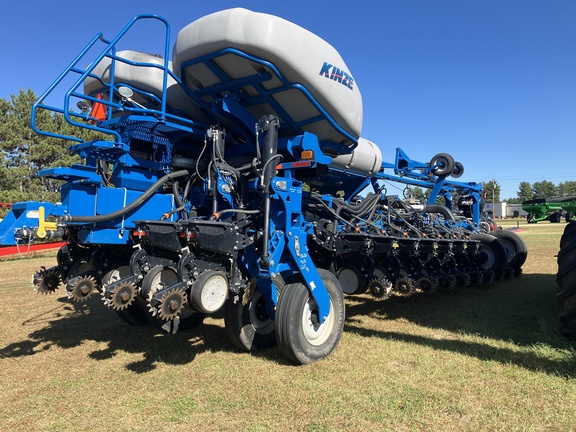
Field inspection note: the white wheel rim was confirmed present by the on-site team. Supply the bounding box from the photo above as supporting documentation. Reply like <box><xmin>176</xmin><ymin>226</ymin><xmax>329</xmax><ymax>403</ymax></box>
<box><xmin>199</xmin><ymin>274</ymin><xmax>227</xmax><ymax>313</ymax></box>
<box><xmin>301</xmin><ymin>298</ymin><xmax>335</xmax><ymax>346</ymax></box>
<box><xmin>479</xmin><ymin>245</ymin><xmax>496</xmax><ymax>268</ymax></box>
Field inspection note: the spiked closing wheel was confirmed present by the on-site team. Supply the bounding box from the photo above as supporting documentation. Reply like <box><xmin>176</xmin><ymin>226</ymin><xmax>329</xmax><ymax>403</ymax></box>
<box><xmin>66</xmin><ymin>275</ymin><xmax>97</xmax><ymax>302</ymax></box>
<box><xmin>157</xmin><ymin>287</ymin><xmax>187</xmax><ymax>321</ymax></box>
<box><xmin>368</xmin><ymin>277</ymin><xmax>393</xmax><ymax>299</ymax></box>
<box><xmin>107</xmin><ymin>282</ymin><xmax>137</xmax><ymax>310</ymax></box>
<box><xmin>416</xmin><ymin>277</ymin><xmax>438</xmax><ymax>293</ymax></box>
<box><xmin>394</xmin><ymin>277</ymin><xmax>416</xmax><ymax>297</ymax></box>
<box><xmin>33</xmin><ymin>268</ymin><xmax>61</xmax><ymax>295</ymax></box>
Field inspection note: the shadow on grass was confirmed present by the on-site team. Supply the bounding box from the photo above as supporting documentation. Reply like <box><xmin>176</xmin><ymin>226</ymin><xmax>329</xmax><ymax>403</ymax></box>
<box><xmin>0</xmin><ymin>295</ymin><xmax>276</xmax><ymax>371</ymax></box>
<box><xmin>2</xmin><ymin>273</ymin><xmax>574</xmax><ymax>373</ymax></box>
<box><xmin>344</xmin><ymin>273</ymin><xmax>576</xmax><ymax>376</ymax></box>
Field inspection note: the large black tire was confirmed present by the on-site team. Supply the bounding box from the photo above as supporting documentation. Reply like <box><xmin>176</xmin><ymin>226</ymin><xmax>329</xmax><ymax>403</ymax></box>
<box><xmin>557</xmin><ymin>222</ymin><xmax>576</xmax><ymax>336</ymax></box>
<box><xmin>470</xmin><ymin>233</ymin><xmax>508</xmax><ymax>280</ymax></box>
<box><xmin>224</xmin><ymin>282</ymin><xmax>279</xmax><ymax>352</ymax></box>
<box><xmin>275</xmin><ymin>269</ymin><xmax>345</xmax><ymax>365</ymax></box>
<box><xmin>550</xmin><ymin>212</ymin><xmax>562</xmax><ymax>223</ymax></box>
<box><xmin>491</xmin><ymin>230</ymin><xmax>528</xmax><ymax>272</ymax></box>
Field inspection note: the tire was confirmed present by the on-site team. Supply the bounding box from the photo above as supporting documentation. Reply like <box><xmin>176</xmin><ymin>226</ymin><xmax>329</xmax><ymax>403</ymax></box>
<box><xmin>470</xmin><ymin>233</ymin><xmax>507</xmax><ymax>280</ymax></box>
<box><xmin>557</xmin><ymin>222</ymin><xmax>576</xmax><ymax>336</ymax></box>
<box><xmin>275</xmin><ymin>269</ymin><xmax>345</xmax><ymax>365</ymax></box>
<box><xmin>224</xmin><ymin>282</ymin><xmax>278</xmax><ymax>352</ymax></box>
<box><xmin>452</xmin><ymin>161</ymin><xmax>464</xmax><ymax>178</ymax></box>
<box><xmin>550</xmin><ymin>212</ymin><xmax>562</xmax><ymax>223</ymax></box>
<box><xmin>429</xmin><ymin>153</ymin><xmax>455</xmax><ymax>177</ymax></box>
<box><xmin>491</xmin><ymin>230</ymin><xmax>528</xmax><ymax>272</ymax></box>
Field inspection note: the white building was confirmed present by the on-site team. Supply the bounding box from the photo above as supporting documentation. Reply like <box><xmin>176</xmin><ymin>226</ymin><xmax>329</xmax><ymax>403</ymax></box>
<box><xmin>484</xmin><ymin>202</ymin><xmax>528</xmax><ymax>219</ymax></box>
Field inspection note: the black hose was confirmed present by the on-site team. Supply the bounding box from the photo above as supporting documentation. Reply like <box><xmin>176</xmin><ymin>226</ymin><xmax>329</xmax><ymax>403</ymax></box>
<box><xmin>59</xmin><ymin>169</ymin><xmax>191</xmax><ymax>223</ymax></box>
<box><xmin>422</xmin><ymin>205</ymin><xmax>456</xmax><ymax>221</ymax></box>
<box><xmin>172</xmin><ymin>181</ymin><xmax>184</xmax><ymax>208</ymax></box>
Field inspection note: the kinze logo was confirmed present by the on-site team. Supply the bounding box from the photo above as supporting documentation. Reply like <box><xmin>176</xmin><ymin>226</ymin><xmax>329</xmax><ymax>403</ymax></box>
<box><xmin>319</xmin><ymin>62</ymin><xmax>354</xmax><ymax>90</ymax></box>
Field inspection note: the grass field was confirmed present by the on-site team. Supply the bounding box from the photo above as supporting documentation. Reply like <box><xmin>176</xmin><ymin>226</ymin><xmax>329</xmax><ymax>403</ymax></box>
<box><xmin>1</xmin><ymin>220</ymin><xmax>575</xmax><ymax>431</ymax></box>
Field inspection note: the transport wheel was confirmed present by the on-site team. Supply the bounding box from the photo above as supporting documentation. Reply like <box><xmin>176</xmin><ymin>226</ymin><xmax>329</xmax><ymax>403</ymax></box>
<box><xmin>102</xmin><ymin>265</ymin><xmax>149</xmax><ymax>326</ymax></box>
<box><xmin>470</xmin><ymin>233</ymin><xmax>507</xmax><ymax>280</ymax></box>
<box><xmin>491</xmin><ymin>230</ymin><xmax>528</xmax><ymax>273</ymax></box>
<box><xmin>275</xmin><ymin>269</ymin><xmax>345</xmax><ymax>365</ymax></box>
<box><xmin>557</xmin><ymin>222</ymin><xmax>576</xmax><ymax>336</ymax></box>
<box><xmin>452</xmin><ymin>161</ymin><xmax>464</xmax><ymax>178</ymax></box>
<box><xmin>224</xmin><ymin>281</ymin><xmax>279</xmax><ymax>352</ymax></box>
<box><xmin>141</xmin><ymin>265</ymin><xmax>204</xmax><ymax>334</ymax></box>
<box><xmin>429</xmin><ymin>153</ymin><xmax>455</xmax><ymax>177</ymax></box>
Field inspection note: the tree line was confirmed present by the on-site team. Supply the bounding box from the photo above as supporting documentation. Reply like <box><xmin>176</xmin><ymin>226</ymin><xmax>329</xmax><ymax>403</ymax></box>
<box><xmin>482</xmin><ymin>180</ymin><xmax>576</xmax><ymax>204</ymax></box>
<box><xmin>0</xmin><ymin>89</ymin><xmax>97</xmax><ymax>204</ymax></box>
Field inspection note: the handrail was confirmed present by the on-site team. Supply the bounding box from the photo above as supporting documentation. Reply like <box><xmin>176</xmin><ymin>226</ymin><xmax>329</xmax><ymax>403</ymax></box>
<box><xmin>30</xmin><ymin>14</ymin><xmax>175</xmax><ymax>144</ymax></box>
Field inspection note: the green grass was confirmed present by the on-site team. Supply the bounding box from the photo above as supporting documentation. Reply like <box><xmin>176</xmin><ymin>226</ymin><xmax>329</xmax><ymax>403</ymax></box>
<box><xmin>0</xmin><ymin>224</ymin><xmax>575</xmax><ymax>431</ymax></box>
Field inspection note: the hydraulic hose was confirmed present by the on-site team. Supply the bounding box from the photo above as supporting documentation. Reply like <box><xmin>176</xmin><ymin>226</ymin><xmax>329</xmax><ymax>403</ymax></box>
<box><xmin>59</xmin><ymin>170</ymin><xmax>191</xmax><ymax>223</ymax></box>
<box><xmin>422</xmin><ymin>204</ymin><xmax>456</xmax><ymax>221</ymax></box>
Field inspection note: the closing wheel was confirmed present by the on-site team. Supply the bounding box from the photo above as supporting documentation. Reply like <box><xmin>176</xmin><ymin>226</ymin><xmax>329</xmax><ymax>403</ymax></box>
<box><xmin>275</xmin><ymin>269</ymin><xmax>345</xmax><ymax>365</ymax></box>
<box><xmin>491</xmin><ymin>230</ymin><xmax>528</xmax><ymax>272</ymax></box>
<box><xmin>33</xmin><ymin>267</ymin><xmax>62</xmax><ymax>295</ymax></box>
<box><xmin>470</xmin><ymin>233</ymin><xmax>507</xmax><ymax>280</ymax></box>
<box><xmin>141</xmin><ymin>265</ymin><xmax>204</xmax><ymax>334</ymax></box>
<box><xmin>429</xmin><ymin>153</ymin><xmax>455</xmax><ymax>177</ymax></box>
<box><xmin>224</xmin><ymin>280</ymin><xmax>281</xmax><ymax>352</ymax></box>
<box><xmin>102</xmin><ymin>265</ymin><xmax>148</xmax><ymax>326</ymax></box>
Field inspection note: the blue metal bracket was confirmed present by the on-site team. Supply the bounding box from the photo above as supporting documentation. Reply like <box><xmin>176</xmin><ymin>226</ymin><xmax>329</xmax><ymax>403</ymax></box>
<box><xmin>270</xmin><ymin>177</ymin><xmax>331</xmax><ymax>322</ymax></box>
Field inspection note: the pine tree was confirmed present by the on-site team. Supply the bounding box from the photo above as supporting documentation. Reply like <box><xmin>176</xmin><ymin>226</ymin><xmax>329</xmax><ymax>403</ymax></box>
<box><xmin>0</xmin><ymin>89</ymin><xmax>82</xmax><ymax>203</ymax></box>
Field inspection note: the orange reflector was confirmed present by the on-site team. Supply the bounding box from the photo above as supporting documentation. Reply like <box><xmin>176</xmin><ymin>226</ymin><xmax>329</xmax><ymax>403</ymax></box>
<box><xmin>301</xmin><ymin>150</ymin><xmax>314</xmax><ymax>160</ymax></box>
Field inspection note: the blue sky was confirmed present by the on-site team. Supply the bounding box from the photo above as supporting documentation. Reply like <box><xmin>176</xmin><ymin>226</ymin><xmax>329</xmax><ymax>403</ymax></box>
<box><xmin>1</xmin><ymin>0</ymin><xmax>575</xmax><ymax>199</ymax></box>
